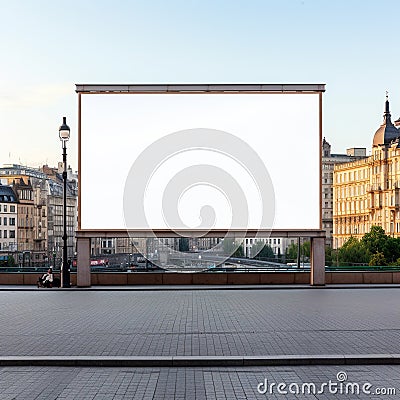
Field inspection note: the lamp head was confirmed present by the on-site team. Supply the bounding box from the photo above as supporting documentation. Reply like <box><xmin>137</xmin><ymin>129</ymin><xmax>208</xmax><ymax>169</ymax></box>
<box><xmin>59</xmin><ymin>117</ymin><xmax>70</xmax><ymax>141</ymax></box>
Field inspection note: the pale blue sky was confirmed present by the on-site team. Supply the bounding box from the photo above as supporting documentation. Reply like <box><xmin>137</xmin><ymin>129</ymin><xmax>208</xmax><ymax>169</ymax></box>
<box><xmin>1</xmin><ymin>0</ymin><xmax>399</xmax><ymax>169</ymax></box>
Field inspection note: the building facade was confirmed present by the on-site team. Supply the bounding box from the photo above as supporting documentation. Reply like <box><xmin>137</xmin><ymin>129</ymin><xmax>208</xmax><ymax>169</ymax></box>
<box><xmin>244</xmin><ymin>237</ymin><xmax>288</xmax><ymax>258</ymax></box>
<box><xmin>12</xmin><ymin>178</ymin><xmax>35</xmax><ymax>259</ymax></box>
<box><xmin>0</xmin><ymin>164</ymin><xmax>78</xmax><ymax>266</ymax></box>
<box><xmin>0</xmin><ymin>185</ymin><xmax>18</xmax><ymax>254</ymax></box>
<box><xmin>322</xmin><ymin>139</ymin><xmax>367</xmax><ymax>247</ymax></box>
<box><xmin>333</xmin><ymin>97</ymin><xmax>400</xmax><ymax>247</ymax></box>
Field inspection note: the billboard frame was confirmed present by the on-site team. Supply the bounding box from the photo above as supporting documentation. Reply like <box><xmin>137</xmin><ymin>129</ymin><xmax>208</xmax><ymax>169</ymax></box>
<box><xmin>75</xmin><ymin>83</ymin><xmax>326</xmax><ymax>287</ymax></box>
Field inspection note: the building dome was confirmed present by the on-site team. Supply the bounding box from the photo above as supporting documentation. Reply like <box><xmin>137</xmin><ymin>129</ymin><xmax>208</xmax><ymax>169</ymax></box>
<box><xmin>373</xmin><ymin>96</ymin><xmax>399</xmax><ymax>146</ymax></box>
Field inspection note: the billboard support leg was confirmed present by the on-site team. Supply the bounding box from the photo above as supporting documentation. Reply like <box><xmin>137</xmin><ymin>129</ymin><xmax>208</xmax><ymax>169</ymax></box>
<box><xmin>310</xmin><ymin>237</ymin><xmax>325</xmax><ymax>286</ymax></box>
<box><xmin>77</xmin><ymin>237</ymin><xmax>91</xmax><ymax>287</ymax></box>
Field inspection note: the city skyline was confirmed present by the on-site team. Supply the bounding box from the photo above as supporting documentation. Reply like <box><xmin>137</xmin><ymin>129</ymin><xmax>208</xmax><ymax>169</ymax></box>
<box><xmin>1</xmin><ymin>0</ymin><xmax>400</xmax><ymax>169</ymax></box>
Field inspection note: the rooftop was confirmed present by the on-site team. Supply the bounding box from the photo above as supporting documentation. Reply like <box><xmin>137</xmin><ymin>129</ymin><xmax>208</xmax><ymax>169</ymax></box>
<box><xmin>0</xmin><ymin>184</ymin><xmax>17</xmax><ymax>203</ymax></box>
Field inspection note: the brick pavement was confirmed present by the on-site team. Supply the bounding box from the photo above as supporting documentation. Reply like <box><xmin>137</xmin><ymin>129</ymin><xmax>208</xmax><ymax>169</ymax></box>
<box><xmin>1</xmin><ymin>288</ymin><xmax>400</xmax><ymax>399</ymax></box>
<box><xmin>0</xmin><ymin>288</ymin><xmax>399</xmax><ymax>357</ymax></box>
<box><xmin>0</xmin><ymin>365</ymin><xmax>399</xmax><ymax>399</ymax></box>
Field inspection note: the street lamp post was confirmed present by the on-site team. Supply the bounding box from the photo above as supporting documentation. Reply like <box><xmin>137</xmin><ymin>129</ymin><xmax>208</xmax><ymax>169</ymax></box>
<box><xmin>59</xmin><ymin>117</ymin><xmax>71</xmax><ymax>288</ymax></box>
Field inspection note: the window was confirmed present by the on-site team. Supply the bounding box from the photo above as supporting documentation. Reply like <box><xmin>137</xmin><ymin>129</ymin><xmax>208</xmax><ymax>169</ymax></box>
<box><xmin>10</xmin><ymin>205</ymin><xmax>15</xmax><ymax>212</ymax></box>
<box><xmin>9</xmin><ymin>230</ymin><xmax>15</xmax><ymax>239</ymax></box>
<box><xmin>3</xmin><ymin>230</ymin><xmax>7</xmax><ymax>239</ymax></box>
<box><xmin>9</xmin><ymin>218</ymin><xmax>15</xmax><ymax>226</ymax></box>
<box><xmin>4</xmin><ymin>205</ymin><xmax>7</xmax><ymax>212</ymax></box>
<box><xmin>3</xmin><ymin>217</ymin><xmax>6</xmax><ymax>226</ymax></box>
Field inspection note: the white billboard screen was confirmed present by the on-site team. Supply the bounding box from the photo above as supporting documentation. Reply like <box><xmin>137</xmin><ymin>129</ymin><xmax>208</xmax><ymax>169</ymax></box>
<box><xmin>80</xmin><ymin>92</ymin><xmax>320</xmax><ymax>231</ymax></box>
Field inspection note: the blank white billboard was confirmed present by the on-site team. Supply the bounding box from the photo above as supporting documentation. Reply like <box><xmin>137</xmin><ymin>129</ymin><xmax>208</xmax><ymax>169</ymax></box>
<box><xmin>80</xmin><ymin>92</ymin><xmax>320</xmax><ymax>231</ymax></box>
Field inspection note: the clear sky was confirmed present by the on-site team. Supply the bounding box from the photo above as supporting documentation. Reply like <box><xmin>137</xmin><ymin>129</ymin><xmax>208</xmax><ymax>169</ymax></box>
<box><xmin>1</xmin><ymin>0</ymin><xmax>399</xmax><ymax>170</ymax></box>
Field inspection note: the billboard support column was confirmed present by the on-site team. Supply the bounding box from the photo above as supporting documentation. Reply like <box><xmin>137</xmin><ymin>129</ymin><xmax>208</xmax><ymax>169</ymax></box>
<box><xmin>310</xmin><ymin>237</ymin><xmax>325</xmax><ymax>286</ymax></box>
<box><xmin>77</xmin><ymin>237</ymin><xmax>91</xmax><ymax>287</ymax></box>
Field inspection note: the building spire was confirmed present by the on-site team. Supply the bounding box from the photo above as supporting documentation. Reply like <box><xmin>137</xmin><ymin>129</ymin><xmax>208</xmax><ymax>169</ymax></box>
<box><xmin>384</xmin><ymin>91</ymin><xmax>393</xmax><ymax>125</ymax></box>
<box><xmin>373</xmin><ymin>92</ymin><xmax>399</xmax><ymax>146</ymax></box>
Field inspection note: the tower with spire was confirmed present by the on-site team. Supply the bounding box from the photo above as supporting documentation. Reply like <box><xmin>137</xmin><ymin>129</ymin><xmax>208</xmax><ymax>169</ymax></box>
<box><xmin>372</xmin><ymin>93</ymin><xmax>400</xmax><ymax>147</ymax></box>
<box><xmin>333</xmin><ymin>92</ymin><xmax>400</xmax><ymax>248</ymax></box>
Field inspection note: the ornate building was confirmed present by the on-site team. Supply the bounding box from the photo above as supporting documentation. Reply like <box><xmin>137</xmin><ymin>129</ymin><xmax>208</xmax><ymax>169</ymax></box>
<box><xmin>333</xmin><ymin>96</ymin><xmax>400</xmax><ymax>247</ymax></box>
<box><xmin>0</xmin><ymin>164</ymin><xmax>78</xmax><ymax>266</ymax></box>
<box><xmin>322</xmin><ymin>139</ymin><xmax>367</xmax><ymax>246</ymax></box>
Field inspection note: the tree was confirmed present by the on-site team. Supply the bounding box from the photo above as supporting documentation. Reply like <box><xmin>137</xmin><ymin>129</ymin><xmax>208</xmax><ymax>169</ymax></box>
<box><xmin>285</xmin><ymin>241</ymin><xmax>310</xmax><ymax>263</ymax></box>
<box><xmin>361</xmin><ymin>226</ymin><xmax>400</xmax><ymax>263</ymax></box>
<box><xmin>285</xmin><ymin>243</ymin><xmax>298</xmax><ymax>262</ymax></box>
<box><xmin>233</xmin><ymin>245</ymin><xmax>245</xmax><ymax>258</ymax></box>
<box><xmin>369</xmin><ymin>252</ymin><xmax>386</xmax><ymax>266</ymax></box>
<box><xmin>301</xmin><ymin>241</ymin><xmax>311</xmax><ymax>259</ymax></box>
<box><xmin>222</xmin><ymin>240</ymin><xmax>244</xmax><ymax>258</ymax></box>
<box><xmin>393</xmin><ymin>257</ymin><xmax>400</xmax><ymax>266</ymax></box>
<box><xmin>252</xmin><ymin>241</ymin><xmax>274</xmax><ymax>259</ymax></box>
<box><xmin>382</xmin><ymin>236</ymin><xmax>400</xmax><ymax>263</ymax></box>
<box><xmin>325</xmin><ymin>246</ymin><xmax>334</xmax><ymax>266</ymax></box>
<box><xmin>338</xmin><ymin>236</ymin><xmax>370</xmax><ymax>265</ymax></box>
<box><xmin>361</xmin><ymin>226</ymin><xmax>388</xmax><ymax>255</ymax></box>
<box><xmin>7</xmin><ymin>255</ymin><xmax>15</xmax><ymax>268</ymax></box>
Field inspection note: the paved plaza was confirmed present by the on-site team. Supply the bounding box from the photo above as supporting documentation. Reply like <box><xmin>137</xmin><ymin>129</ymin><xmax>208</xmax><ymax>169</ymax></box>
<box><xmin>0</xmin><ymin>288</ymin><xmax>400</xmax><ymax>357</ymax></box>
<box><xmin>1</xmin><ymin>287</ymin><xmax>400</xmax><ymax>399</ymax></box>
<box><xmin>0</xmin><ymin>365</ymin><xmax>399</xmax><ymax>399</ymax></box>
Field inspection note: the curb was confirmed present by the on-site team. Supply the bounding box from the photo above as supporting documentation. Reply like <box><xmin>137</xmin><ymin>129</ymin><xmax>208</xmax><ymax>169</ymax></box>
<box><xmin>0</xmin><ymin>355</ymin><xmax>399</xmax><ymax>367</ymax></box>
<box><xmin>1</xmin><ymin>285</ymin><xmax>400</xmax><ymax>291</ymax></box>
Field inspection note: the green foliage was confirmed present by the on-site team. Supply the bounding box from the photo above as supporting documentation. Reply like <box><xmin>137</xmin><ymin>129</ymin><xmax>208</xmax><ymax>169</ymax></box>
<box><xmin>7</xmin><ymin>256</ymin><xmax>15</xmax><ymax>267</ymax></box>
<box><xmin>360</xmin><ymin>225</ymin><xmax>400</xmax><ymax>263</ymax></box>
<box><xmin>285</xmin><ymin>241</ymin><xmax>311</xmax><ymax>263</ymax></box>
<box><xmin>369</xmin><ymin>252</ymin><xmax>387</xmax><ymax>266</ymax></box>
<box><xmin>285</xmin><ymin>243</ymin><xmax>298</xmax><ymax>262</ymax></box>
<box><xmin>325</xmin><ymin>246</ymin><xmax>334</xmax><ymax>266</ymax></box>
<box><xmin>233</xmin><ymin>245</ymin><xmax>244</xmax><ymax>258</ymax></box>
<box><xmin>382</xmin><ymin>236</ymin><xmax>400</xmax><ymax>263</ymax></box>
<box><xmin>301</xmin><ymin>241</ymin><xmax>310</xmax><ymax>258</ymax></box>
<box><xmin>222</xmin><ymin>240</ymin><xmax>244</xmax><ymax>258</ymax></box>
<box><xmin>338</xmin><ymin>236</ymin><xmax>370</xmax><ymax>265</ymax></box>
<box><xmin>361</xmin><ymin>225</ymin><xmax>388</xmax><ymax>255</ymax></box>
<box><xmin>252</xmin><ymin>241</ymin><xmax>274</xmax><ymax>259</ymax></box>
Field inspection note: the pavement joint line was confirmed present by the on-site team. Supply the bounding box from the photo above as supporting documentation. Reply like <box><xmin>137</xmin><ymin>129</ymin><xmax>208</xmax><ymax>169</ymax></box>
<box><xmin>1</xmin><ymin>284</ymin><xmax>400</xmax><ymax>291</ymax></box>
<box><xmin>0</xmin><ymin>355</ymin><xmax>399</xmax><ymax>367</ymax></box>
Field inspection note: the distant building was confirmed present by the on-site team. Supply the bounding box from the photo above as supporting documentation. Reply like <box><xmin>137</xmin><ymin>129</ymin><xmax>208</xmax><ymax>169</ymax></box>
<box><xmin>333</xmin><ymin>96</ymin><xmax>400</xmax><ymax>247</ymax></box>
<box><xmin>0</xmin><ymin>164</ymin><xmax>78</xmax><ymax>266</ymax></box>
<box><xmin>12</xmin><ymin>178</ymin><xmax>35</xmax><ymax>262</ymax></box>
<box><xmin>322</xmin><ymin>139</ymin><xmax>367</xmax><ymax>247</ymax></box>
<box><xmin>244</xmin><ymin>237</ymin><xmax>287</xmax><ymax>258</ymax></box>
<box><xmin>0</xmin><ymin>184</ymin><xmax>18</xmax><ymax>254</ymax></box>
